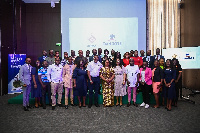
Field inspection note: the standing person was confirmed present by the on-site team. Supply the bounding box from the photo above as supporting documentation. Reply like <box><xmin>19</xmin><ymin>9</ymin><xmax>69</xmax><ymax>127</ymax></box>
<box><xmin>86</xmin><ymin>50</ymin><xmax>90</xmax><ymax>63</ymax></box>
<box><xmin>54</xmin><ymin>51</ymin><xmax>62</xmax><ymax>61</ymax></box>
<box><xmin>123</xmin><ymin>52</ymin><xmax>130</xmax><ymax>67</ymax></box>
<box><xmin>100</xmin><ymin>59</ymin><xmax>115</xmax><ymax>107</ymax></box>
<box><xmin>38</xmin><ymin>50</ymin><xmax>48</xmax><ymax>66</ymax></box>
<box><xmin>98</xmin><ymin>48</ymin><xmax>103</xmax><ymax>62</ymax></box>
<box><xmin>87</xmin><ymin>55</ymin><xmax>103</xmax><ymax>108</ymax></box>
<box><xmin>154</xmin><ymin>48</ymin><xmax>165</xmax><ymax>61</ymax></box>
<box><xmin>38</xmin><ymin>60</ymin><xmax>52</xmax><ymax>109</ymax></box>
<box><xmin>31</xmin><ymin>60</ymin><xmax>42</xmax><ymax>108</ymax></box>
<box><xmin>152</xmin><ymin>60</ymin><xmax>164</xmax><ymax>108</ymax></box>
<box><xmin>163</xmin><ymin>59</ymin><xmax>176</xmax><ymax>111</ymax></box>
<box><xmin>126</xmin><ymin>58</ymin><xmax>140</xmax><ymax>107</ymax></box>
<box><xmin>139</xmin><ymin>61</ymin><xmax>152</xmax><ymax>109</ymax></box>
<box><xmin>74</xmin><ymin>50</ymin><xmax>86</xmax><ymax>65</ymax></box>
<box><xmin>62</xmin><ymin>56</ymin><xmax>76</xmax><ymax>109</ymax></box>
<box><xmin>159</xmin><ymin>58</ymin><xmax>166</xmax><ymax>106</ymax></box>
<box><xmin>61</xmin><ymin>52</ymin><xmax>69</xmax><ymax>66</ymax></box>
<box><xmin>47</xmin><ymin>58</ymin><xmax>64</xmax><ymax>110</ymax></box>
<box><xmin>143</xmin><ymin>50</ymin><xmax>154</xmax><ymax>69</ymax></box>
<box><xmin>73</xmin><ymin>59</ymin><xmax>88</xmax><ymax>108</ymax></box>
<box><xmin>71</xmin><ymin>50</ymin><xmax>76</xmax><ymax>62</ymax></box>
<box><xmin>46</xmin><ymin>50</ymin><xmax>55</xmax><ymax>65</ymax></box>
<box><xmin>89</xmin><ymin>49</ymin><xmax>102</xmax><ymax>62</ymax></box>
<box><xmin>102</xmin><ymin>49</ymin><xmax>109</xmax><ymax>62</ymax></box>
<box><xmin>140</xmin><ymin>50</ymin><xmax>145</xmax><ymax>59</ymax></box>
<box><xmin>19</xmin><ymin>57</ymin><xmax>32</xmax><ymax>111</ymax></box>
<box><xmin>113</xmin><ymin>58</ymin><xmax>126</xmax><ymax>107</ymax></box>
<box><xmin>130</xmin><ymin>50</ymin><xmax>143</xmax><ymax>68</ymax></box>
<box><xmin>172</xmin><ymin>58</ymin><xmax>182</xmax><ymax>107</ymax></box>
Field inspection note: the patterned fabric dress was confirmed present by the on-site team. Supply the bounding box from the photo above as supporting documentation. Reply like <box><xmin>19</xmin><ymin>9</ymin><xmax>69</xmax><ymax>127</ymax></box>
<box><xmin>100</xmin><ymin>67</ymin><xmax>115</xmax><ymax>107</ymax></box>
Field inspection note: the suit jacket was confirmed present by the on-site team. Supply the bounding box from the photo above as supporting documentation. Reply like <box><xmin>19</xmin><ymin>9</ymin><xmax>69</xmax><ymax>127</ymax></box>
<box><xmin>62</xmin><ymin>64</ymin><xmax>76</xmax><ymax>88</ymax></box>
<box><xmin>143</xmin><ymin>56</ymin><xmax>154</xmax><ymax>69</ymax></box>
<box><xmin>19</xmin><ymin>64</ymin><xmax>32</xmax><ymax>85</ymax></box>
<box><xmin>154</xmin><ymin>55</ymin><xmax>165</xmax><ymax>61</ymax></box>
<box><xmin>139</xmin><ymin>67</ymin><xmax>152</xmax><ymax>85</ymax></box>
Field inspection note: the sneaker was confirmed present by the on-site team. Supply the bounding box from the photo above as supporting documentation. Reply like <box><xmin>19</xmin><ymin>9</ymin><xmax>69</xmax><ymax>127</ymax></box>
<box><xmin>145</xmin><ymin>104</ymin><xmax>149</xmax><ymax>109</ymax></box>
<box><xmin>140</xmin><ymin>102</ymin><xmax>145</xmax><ymax>107</ymax></box>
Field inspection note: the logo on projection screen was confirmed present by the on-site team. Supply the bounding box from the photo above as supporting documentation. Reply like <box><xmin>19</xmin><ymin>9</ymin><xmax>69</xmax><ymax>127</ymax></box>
<box><xmin>88</xmin><ymin>35</ymin><xmax>96</xmax><ymax>43</ymax></box>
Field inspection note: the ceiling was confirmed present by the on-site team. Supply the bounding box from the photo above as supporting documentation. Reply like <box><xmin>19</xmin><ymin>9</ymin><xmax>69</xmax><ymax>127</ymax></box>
<box><xmin>22</xmin><ymin>0</ymin><xmax>60</xmax><ymax>3</ymax></box>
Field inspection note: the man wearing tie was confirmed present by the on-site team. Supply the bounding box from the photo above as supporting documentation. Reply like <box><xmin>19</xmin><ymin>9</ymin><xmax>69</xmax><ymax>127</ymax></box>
<box><xmin>154</xmin><ymin>48</ymin><xmax>165</xmax><ymax>61</ymax></box>
<box><xmin>143</xmin><ymin>50</ymin><xmax>155</xmax><ymax>69</ymax></box>
<box><xmin>19</xmin><ymin>57</ymin><xmax>32</xmax><ymax>111</ymax></box>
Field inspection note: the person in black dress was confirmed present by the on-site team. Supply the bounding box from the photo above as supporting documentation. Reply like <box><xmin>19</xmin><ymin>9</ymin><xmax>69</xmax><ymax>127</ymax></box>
<box><xmin>163</xmin><ymin>59</ymin><xmax>176</xmax><ymax>111</ymax></box>
<box><xmin>172</xmin><ymin>58</ymin><xmax>182</xmax><ymax>107</ymax></box>
<box><xmin>73</xmin><ymin>59</ymin><xmax>88</xmax><ymax>108</ymax></box>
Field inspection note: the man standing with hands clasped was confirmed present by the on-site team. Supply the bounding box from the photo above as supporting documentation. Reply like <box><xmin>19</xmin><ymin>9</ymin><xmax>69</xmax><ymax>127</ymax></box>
<box><xmin>19</xmin><ymin>57</ymin><xmax>32</xmax><ymax>111</ymax></box>
<box><xmin>87</xmin><ymin>55</ymin><xmax>103</xmax><ymax>108</ymax></box>
<box><xmin>47</xmin><ymin>57</ymin><xmax>64</xmax><ymax>110</ymax></box>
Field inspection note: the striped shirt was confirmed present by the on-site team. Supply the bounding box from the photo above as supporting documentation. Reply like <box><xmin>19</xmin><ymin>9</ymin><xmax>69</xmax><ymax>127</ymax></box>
<box><xmin>38</xmin><ymin>67</ymin><xmax>49</xmax><ymax>82</ymax></box>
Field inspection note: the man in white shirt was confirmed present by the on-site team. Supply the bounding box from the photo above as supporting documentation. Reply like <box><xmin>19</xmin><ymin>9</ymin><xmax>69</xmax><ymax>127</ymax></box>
<box><xmin>47</xmin><ymin>57</ymin><xmax>64</xmax><ymax>110</ymax></box>
<box><xmin>87</xmin><ymin>55</ymin><xmax>103</xmax><ymax>108</ymax></box>
<box><xmin>126</xmin><ymin>58</ymin><xmax>140</xmax><ymax>107</ymax></box>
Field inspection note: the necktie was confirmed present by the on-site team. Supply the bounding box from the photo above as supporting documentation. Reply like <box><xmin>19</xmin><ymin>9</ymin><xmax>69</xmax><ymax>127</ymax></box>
<box><xmin>156</xmin><ymin>55</ymin><xmax>158</xmax><ymax>60</ymax></box>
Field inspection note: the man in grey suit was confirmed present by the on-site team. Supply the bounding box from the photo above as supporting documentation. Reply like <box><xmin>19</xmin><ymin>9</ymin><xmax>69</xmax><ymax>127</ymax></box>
<box><xmin>19</xmin><ymin>57</ymin><xmax>32</xmax><ymax>111</ymax></box>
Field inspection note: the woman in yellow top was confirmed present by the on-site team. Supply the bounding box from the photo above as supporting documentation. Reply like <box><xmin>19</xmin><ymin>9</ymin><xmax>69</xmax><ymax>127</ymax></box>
<box><xmin>100</xmin><ymin>59</ymin><xmax>115</xmax><ymax>107</ymax></box>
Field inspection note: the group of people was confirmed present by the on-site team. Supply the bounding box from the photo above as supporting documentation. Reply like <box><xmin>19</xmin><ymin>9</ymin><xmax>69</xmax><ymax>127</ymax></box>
<box><xmin>19</xmin><ymin>48</ymin><xmax>182</xmax><ymax>111</ymax></box>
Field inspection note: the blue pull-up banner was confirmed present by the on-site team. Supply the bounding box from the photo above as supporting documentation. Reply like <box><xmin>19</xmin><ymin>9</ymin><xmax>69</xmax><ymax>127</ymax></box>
<box><xmin>8</xmin><ymin>54</ymin><xmax>26</xmax><ymax>94</ymax></box>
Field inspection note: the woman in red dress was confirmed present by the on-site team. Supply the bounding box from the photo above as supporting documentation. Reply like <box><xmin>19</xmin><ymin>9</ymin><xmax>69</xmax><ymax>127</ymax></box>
<box><xmin>123</xmin><ymin>52</ymin><xmax>130</xmax><ymax>67</ymax></box>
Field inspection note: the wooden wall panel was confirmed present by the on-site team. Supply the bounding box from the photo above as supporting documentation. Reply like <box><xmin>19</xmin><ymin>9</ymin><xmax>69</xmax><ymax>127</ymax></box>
<box><xmin>181</xmin><ymin>0</ymin><xmax>200</xmax><ymax>90</ymax></box>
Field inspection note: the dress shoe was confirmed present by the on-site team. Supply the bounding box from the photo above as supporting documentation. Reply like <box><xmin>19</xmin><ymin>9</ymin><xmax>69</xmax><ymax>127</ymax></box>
<box><xmin>167</xmin><ymin>108</ymin><xmax>171</xmax><ymax>111</ymax></box>
<box><xmin>43</xmin><ymin>105</ymin><xmax>46</xmax><ymax>109</ymax></box>
<box><xmin>52</xmin><ymin>106</ymin><xmax>55</xmax><ymax>110</ymax></box>
<box><xmin>27</xmin><ymin>105</ymin><xmax>32</xmax><ymax>109</ymax></box>
<box><xmin>127</xmin><ymin>102</ymin><xmax>131</xmax><ymax>107</ymax></box>
<box><xmin>133</xmin><ymin>102</ymin><xmax>138</xmax><ymax>107</ymax></box>
<box><xmin>71</xmin><ymin>103</ymin><xmax>74</xmax><ymax>106</ymax></box>
<box><xmin>24</xmin><ymin>106</ymin><xmax>29</xmax><ymax>111</ymax></box>
<box><xmin>88</xmin><ymin>104</ymin><xmax>92</xmax><ymax>108</ymax></box>
<box><xmin>116</xmin><ymin>103</ymin><xmax>119</xmax><ymax>107</ymax></box>
<box><xmin>65</xmin><ymin>105</ymin><xmax>68</xmax><ymax>109</ymax></box>
<box><xmin>82</xmin><ymin>105</ymin><xmax>86</xmax><ymax>107</ymax></box>
<box><xmin>95</xmin><ymin>104</ymin><xmax>100</xmax><ymax>107</ymax></box>
<box><xmin>58</xmin><ymin>104</ymin><xmax>64</xmax><ymax>107</ymax></box>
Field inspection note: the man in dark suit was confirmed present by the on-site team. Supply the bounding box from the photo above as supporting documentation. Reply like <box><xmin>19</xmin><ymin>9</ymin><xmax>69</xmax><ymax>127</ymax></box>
<box><xmin>143</xmin><ymin>50</ymin><xmax>155</xmax><ymax>69</ymax></box>
<box><xmin>38</xmin><ymin>50</ymin><xmax>48</xmax><ymax>65</ymax></box>
<box><xmin>154</xmin><ymin>48</ymin><xmax>165</xmax><ymax>61</ymax></box>
<box><xmin>74</xmin><ymin>50</ymin><xmax>87</xmax><ymax>65</ymax></box>
<box><xmin>89</xmin><ymin>49</ymin><xmax>102</xmax><ymax>63</ymax></box>
<box><xmin>19</xmin><ymin>57</ymin><xmax>32</xmax><ymax>111</ymax></box>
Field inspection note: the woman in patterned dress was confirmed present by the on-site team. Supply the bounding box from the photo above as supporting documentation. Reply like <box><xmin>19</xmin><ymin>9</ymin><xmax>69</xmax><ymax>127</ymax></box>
<box><xmin>113</xmin><ymin>58</ymin><xmax>126</xmax><ymax>107</ymax></box>
<box><xmin>100</xmin><ymin>59</ymin><xmax>115</xmax><ymax>107</ymax></box>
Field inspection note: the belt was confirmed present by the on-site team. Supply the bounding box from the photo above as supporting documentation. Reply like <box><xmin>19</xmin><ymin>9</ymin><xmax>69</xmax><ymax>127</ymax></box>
<box><xmin>91</xmin><ymin>76</ymin><xmax>99</xmax><ymax>78</ymax></box>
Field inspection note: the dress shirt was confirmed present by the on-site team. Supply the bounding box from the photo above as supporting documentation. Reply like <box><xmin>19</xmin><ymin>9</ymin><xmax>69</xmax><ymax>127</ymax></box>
<box><xmin>47</xmin><ymin>64</ymin><xmax>63</xmax><ymax>83</ymax></box>
<box><xmin>26</xmin><ymin>64</ymin><xmax>32</xmax><ymax>73</ymax></box>
<box><xmin>87</xmin><ymin>61</ymin><xmax>103</xmax><ymax>77</ymax></box>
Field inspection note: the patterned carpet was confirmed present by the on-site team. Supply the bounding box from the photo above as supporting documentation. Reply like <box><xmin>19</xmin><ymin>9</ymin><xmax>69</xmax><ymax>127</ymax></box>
<box><xmin>0</xmin><ymin>91</ymin><xmax>200</xmax><ymax>133</ymax></box>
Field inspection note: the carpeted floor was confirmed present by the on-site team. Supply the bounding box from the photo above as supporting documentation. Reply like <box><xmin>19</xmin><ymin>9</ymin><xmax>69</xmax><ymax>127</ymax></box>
<box><xmin>0</xmin><ymin>92</ymin><xmax>200</xmax><ymax>133</ymax></box>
